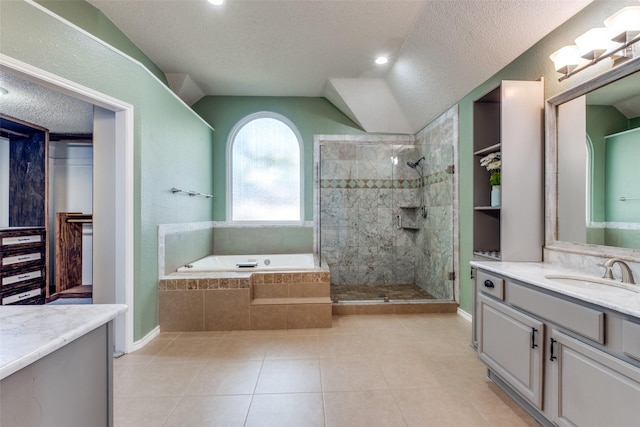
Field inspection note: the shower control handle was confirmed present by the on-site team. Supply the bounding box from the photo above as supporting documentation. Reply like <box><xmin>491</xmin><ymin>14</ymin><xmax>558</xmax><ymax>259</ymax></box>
<box><xmin>483</xmin><ymin>280</ymin><xmax>495</xmax><ymax>288</ymax></box>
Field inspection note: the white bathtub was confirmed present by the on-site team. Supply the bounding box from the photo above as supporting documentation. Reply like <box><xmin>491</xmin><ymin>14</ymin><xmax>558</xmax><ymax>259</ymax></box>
<box><xmin>176</xmin><ymin>253</ymin><xmax>317</xmax><ymax>272</ymax></box>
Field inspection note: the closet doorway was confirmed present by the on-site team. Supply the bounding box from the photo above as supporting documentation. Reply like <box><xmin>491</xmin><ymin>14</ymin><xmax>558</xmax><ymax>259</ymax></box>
<box><xmin>1</xmin><ymin>56</ymin><xmax>134</xmax><ymax>354</ymax></box>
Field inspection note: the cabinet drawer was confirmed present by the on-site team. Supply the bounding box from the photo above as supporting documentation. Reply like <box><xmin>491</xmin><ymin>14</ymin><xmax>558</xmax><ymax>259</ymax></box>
<box><xmin>622</xmin><ymin>320</ymin><xmax>640</xmax><ymax>362</ymax></box>
<box><xmin>2</xmin><ymin>286</ymin><xmax>42</xmax><ymax>305</ymax></box>
<box><xmin>1</xmin><ymin>233</ymin><xmax>44</xmax><ymax>248</ymax></box>
<box><xmin>508</xmin><ymin>282</ymin><xmax>605</xmax><ymax>344</ymax></box>
<box><xmin>1</xmin><ymin>249</ymin><xmax>44</xmax><ymax>272</ymax></box>
<box><xmin>477</xmin><ymin>269</ymin><xmax>504</xmax><ymax>300</ymax></box>
<box><xmin>2</xmin><ymin>268</ymin><xmax>43</xmax><ymax>287</ymax></box>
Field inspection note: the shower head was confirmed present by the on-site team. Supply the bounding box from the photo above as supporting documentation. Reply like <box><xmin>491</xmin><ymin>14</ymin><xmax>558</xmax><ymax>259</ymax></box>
<box><xmin>406</xmin><ymin>157</ymin><xmax>425</xmax><ymax>169</ymax></box>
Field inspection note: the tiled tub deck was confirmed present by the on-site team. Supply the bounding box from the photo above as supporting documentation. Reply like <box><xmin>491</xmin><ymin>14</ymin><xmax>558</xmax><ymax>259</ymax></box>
<box><xmin>158</xmin><ymin>270</ymin><xmax>332</xmax><ymax>331</ymax></box>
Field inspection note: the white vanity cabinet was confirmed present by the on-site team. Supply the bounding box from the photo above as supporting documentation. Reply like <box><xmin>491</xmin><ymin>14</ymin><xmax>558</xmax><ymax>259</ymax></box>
<box><xmin>478</xmin><ymin>293</ymin><xmax>545</xmax><ymax>409</ymax></box>
<box><xmin>549</xmin><ymin>329</ymin><xmax>640</xmax><ymax>427</ymax></box>
<box><xmin>473</xmin><ymin>265</ymin><xmax>640</xmax><ymax>427</ymax></box>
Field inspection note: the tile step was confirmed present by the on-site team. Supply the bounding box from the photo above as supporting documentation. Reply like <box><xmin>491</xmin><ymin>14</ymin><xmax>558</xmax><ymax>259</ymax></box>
<box><xmin>250</xmin><ymin>297</ymin><xmax>332</xmax><ymax>306</ymax></box>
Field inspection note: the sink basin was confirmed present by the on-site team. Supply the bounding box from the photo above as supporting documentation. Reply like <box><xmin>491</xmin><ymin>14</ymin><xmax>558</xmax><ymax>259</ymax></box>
<box><xmin>544</xmin><ymin>274</ymin><xmax>640</xmax><ymax>294</ymax></box>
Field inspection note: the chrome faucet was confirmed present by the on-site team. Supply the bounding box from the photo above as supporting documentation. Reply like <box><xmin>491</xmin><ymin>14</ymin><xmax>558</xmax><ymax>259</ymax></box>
<box><xmin>602</xmin><ymin>258</ymin><xmax>636</xmax><ymax>284</ymax></box>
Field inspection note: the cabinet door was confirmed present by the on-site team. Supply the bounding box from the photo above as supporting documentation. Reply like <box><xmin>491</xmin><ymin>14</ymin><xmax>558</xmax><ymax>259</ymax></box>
<box><xmin>478</xmin><ymin>294</ymin><xmax>545</xmax><ymax>409</ymax></box>
<box><xmin>550</xmin><ymin>330</ymin><xmax>640</xmax><ymax>427</ymax></box>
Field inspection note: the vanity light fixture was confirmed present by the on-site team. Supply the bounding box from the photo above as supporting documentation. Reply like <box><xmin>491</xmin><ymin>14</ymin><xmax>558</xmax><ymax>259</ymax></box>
<box><xmin>550</xmin><ymin>5</ymin><xmax>640</xmax><ymax>81</ymax></box>
<box><xmin>207</xmin><ymin>0</ymin><xmax>225</xmax><ymax>5</ymax></box>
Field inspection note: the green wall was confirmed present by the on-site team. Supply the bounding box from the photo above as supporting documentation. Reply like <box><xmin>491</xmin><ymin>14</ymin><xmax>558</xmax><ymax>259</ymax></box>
<box><xmin>586</xmin><ymin>105</ymin><xmax>629</xmax><ymax>223</ymax></box>
<box><xmin>454</xmin><ymin>0</ymin><xmax>638</xmax><ymax>314</ymax></box>
<box><xmin>1</xmin><ymin>1</ymin><xmax>214</xmax><ymax>340</ymax></box>
<box><xmin>193</xmin><ymin>96</ymin><xmax>364</xmax><ymax>222</ymax></box>
<box><xmin>34</xmin><ymin>0</ymin><xmax>168</xmax><ymax>84</ymax></box>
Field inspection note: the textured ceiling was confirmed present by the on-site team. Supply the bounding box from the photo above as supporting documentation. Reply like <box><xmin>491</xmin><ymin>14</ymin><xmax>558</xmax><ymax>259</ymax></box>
<box><xmin>86</xmin><ymin>0</ymin><xmax>593</xmax><ymax>132</ymax></box>
<box><xmin>0</xmin><ymin>0</ymin><xmax>595</xmax><ymax>134</ymax></box>
<box><xmin>0</xmin><ymin>70</ymin><xmax>93</xmax><ymax>134</ymax></box>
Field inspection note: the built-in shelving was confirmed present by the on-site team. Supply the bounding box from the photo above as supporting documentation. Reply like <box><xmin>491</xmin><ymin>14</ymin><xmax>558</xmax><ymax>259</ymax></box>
<box><xmin>472</xmin><ymin>80</ymin><xmax>543</xmax><ymax>262</ymax></box>
<box><xmin>473</xmin><ymin>143</ymin><xmax>501</xmax><ymax>157</ymax></box>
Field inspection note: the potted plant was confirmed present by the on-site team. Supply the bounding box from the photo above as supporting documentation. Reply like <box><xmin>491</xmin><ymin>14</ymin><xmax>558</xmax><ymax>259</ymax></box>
<box><xmin>480</xmin><ymin>152</ymin><xmax>501</xmax><ymax>207</ymax></box>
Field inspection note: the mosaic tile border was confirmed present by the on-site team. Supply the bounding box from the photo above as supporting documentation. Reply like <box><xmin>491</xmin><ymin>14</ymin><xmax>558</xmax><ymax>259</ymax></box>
<box><xmin>320</xmin><ymin>165</ymin><xmax>454</xmax><ymax>189</ymax></box>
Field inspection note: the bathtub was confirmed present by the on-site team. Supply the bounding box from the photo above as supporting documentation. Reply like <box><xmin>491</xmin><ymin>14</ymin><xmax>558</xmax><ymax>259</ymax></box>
<box><xmin>176</xmin><ymin>253</ymin><xmax>317</xmax><ymax>272</ymax></box>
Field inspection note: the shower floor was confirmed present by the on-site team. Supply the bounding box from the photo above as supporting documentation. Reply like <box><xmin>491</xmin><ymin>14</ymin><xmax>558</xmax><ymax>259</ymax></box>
<box><xmin>330</xmin><ymin>284</ymin><xmax>436</xmax><ymax>302</ymax></box>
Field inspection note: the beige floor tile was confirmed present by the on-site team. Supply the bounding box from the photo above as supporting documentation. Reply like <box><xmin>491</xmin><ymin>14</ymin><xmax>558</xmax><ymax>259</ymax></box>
<box><xmin>114</xmin><ymin>313</ymin><xmax>539</xmax><ymax>426</ymax></box>
<box><xmin>113</xmin><ymin>397</ymin><xmax>179</xmax><ymax>427</ymax></box>
<box><xmin>185</xmin><ymin>360</ymin><xmax>262</xmax><ymax>395</ymax></box>
<box><xmin>153</xmin><ymin>337</ymin><xmax>223</xmax><ymax>362</ymax></box>
<box><xmin>321</xmin><ymin>355</ymin><xmax>389</xmax><ymax>392</ymax></box>
<box><xmin>324</xmin><ymin>390</ymin><xmax>408</xmax><ymax>427</ymax></box>
<box><xmin>317</xmin><ymin>334</ymin><xmax>375</xmax><ymax>357</ymax></box>
<box><xmin>164</xmin><ymin>395</ymin><xmax>252</xmax><ymax>427</ymax></box>
<box><xmin>392</xmin><ymin>388</ymin><xmax>491</xmax><ymax>427</ymax></box>
<box><xmin>376</xmin><ymin>352</ymin><xmax>444</xmax><ymax>389</ymax></box>
<box><xmin>255</xmin><ymin>359</ymin><xmax>322</xmax><ymax>394</ymax></box>
<box><xmin>209</xmin><ymin>336</ymin><xmax>271</xmax><ymax>360</ymax></box>
<box><xmin>264</xmin><ymin>335</ymin><xmax>320</xmax><ymax>359</ymax></box>
<box><xmin>367</xmin><ymin>330</ymin><xmax>427</xmax><ymax>355</ymax></box>
<box><xmin>244</xmin><ymin>393</ymin><xmax>325</xmax><ymax>427</ymax></box>
<box><xmin>113</xmin><ymin>339</ymin><xmax>171</xmax><ymax>365</ymax></box>
<box><xmin>356</xmin><ymin>314</ymin><xmax>409</xmax><ymax>333</ymax></box>
<box><xmin>117</xmin><ymin>362</ymin><xmax>203</xmax><ymax>398</ymax></box>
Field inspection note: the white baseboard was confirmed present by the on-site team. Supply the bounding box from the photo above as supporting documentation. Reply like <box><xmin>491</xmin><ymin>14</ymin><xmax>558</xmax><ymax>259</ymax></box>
<box><xmin>457</xmin><ymin>308</ymin><xmax>472</xmax><ymax>323</ymax></box>
<box><xmin>131</xmin><ymin>326</ymin><xmax>161</xmax><ymax>352</ymax></box>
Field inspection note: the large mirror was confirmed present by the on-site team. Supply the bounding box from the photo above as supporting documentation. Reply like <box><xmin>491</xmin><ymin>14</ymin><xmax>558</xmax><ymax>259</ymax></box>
<box><xmin>547</xmin><ymin>57</ymin><xmax>640</xmax><ymax>252</ymax></box>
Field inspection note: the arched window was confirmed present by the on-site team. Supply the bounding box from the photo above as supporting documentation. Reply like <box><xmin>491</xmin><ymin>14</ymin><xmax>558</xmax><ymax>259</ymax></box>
<box><xmin>228</xmin><ymin>112</ymin><xmax>303</xmax><ymax>222</ymax></box>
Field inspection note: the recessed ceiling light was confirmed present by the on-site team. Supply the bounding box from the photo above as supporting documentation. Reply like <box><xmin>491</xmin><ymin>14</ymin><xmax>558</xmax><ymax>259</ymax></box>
<box><xmin>375</xmin><ymin>56</ymin><xmax>389</xmax><ymax>65</ymax></box>
<box><xmin>208</xmin><ymin>0</ymin><xmax>225</xmax><ymax>5</ymax></box>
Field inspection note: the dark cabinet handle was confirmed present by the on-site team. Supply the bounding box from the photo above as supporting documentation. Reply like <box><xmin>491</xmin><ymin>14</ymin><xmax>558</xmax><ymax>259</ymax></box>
<box><xmin>550</xmin><ymin>338</ymin><xmax>557</xmax><ymax>361</ymax></box>
<box><xmin>531</xmin><ymin>328</ymin><xmax>538</xmax><ymax>349</ymax></box>
<box><xmin>483</xmin><ymin>280</ymin><xmax>495</xmax><ymax>288</ymax></box>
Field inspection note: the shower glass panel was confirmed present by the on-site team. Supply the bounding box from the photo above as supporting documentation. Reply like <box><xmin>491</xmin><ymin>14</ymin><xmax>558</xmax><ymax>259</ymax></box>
<box><xmin>318</xmin><ymin>137</ymin><xmax>454</xmax><ymax>302</ymax></box>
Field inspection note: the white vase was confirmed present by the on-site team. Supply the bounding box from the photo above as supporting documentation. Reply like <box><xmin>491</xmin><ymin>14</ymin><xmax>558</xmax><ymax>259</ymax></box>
<box><xmin>491</xmin><ymin>185</ymin><xmax>501</xmax><ymax>207</ymax></box>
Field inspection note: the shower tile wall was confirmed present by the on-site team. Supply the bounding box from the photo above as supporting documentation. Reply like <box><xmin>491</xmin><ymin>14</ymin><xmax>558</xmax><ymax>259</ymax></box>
<box><xmin>414</xmin><ymin>107</ymin><xmax>458</xmax><ymax>299</ymax></box>
<box><xmin>319</xmin><ymin>141</ymin><xmax>420</xmax><ymax>288</ymax></box>
<box><xmin>317</xmin><ymin>106</ymin><xmax>458</xmax><ymax>301</ymax></box>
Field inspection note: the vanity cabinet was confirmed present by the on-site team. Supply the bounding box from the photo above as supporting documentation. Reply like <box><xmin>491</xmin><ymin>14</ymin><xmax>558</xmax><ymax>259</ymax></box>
<box><xmin>478</xmin><ymin>293</ymin><xmax>544</xmax><ymax>409</ymax></box>
<box><xmin>0</xmin><ymin>228</ymin><xmax>46</xmax><ymax>305</ymax></box>
<box><xmin>549</xmin><ymin>329</ymin><xmax>640</xmax><ymax>427</ymax></box>
<box><xmin>473</xmin><ymin>266</ymin><xmax>640</xmax><ymax>427</ymax></box>
<box><xmin>472</xmin><ymin>80</ymin><xmax>543</xmax><ymax>262</ymax></box>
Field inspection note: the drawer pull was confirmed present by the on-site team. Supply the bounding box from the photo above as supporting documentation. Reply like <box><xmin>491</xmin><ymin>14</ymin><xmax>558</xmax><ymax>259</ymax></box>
<box><xmin>550</xmin><ymin>338</ymin><xmax>557</xmax><ymax>361</ymax></box>
<box><xmin>484</xmin><ymin>280</ymin><xmax>495</xmax><ymax>288</ymax></box>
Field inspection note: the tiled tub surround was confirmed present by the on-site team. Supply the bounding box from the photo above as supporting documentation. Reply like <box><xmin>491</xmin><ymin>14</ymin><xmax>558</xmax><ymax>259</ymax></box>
<box><xmin>158</xmin><ymin>269</ymin><xmax>331</xmax><ymax>332</ymax></box>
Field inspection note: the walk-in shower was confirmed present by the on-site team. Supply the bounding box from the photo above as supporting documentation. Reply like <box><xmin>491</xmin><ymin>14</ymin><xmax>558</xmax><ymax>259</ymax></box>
<box><xmin>315</xmin><ymin>131</ymin><xmax>456</xmax><ymax>304</ymax></box>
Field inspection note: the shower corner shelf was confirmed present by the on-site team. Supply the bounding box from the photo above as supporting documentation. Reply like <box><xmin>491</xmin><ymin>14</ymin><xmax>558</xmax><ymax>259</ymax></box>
<box><xmin>399</xmin><ymin>205</ymin><xmax>420</xmax><ymax>209</ymax></box>
<box><xmin>400</xmin><ymin>225</ymin><xmax>420</xmax><ymax>231</ymax></box>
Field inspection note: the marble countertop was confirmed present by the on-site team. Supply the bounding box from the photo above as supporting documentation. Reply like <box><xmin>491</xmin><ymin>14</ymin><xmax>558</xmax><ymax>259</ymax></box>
<box><xmin>471</xmin><ymin>261</ymin><xmax>640</xmax><ymax>319</ymax></box>
<box><xmin>0</xmin><ymin>304</ymin><xmax>127</xmax><ymax>380</ymax></box>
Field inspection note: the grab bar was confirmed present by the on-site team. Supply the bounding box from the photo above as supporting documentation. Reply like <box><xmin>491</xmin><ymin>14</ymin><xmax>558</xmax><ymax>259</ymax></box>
<box><xmin>620</xmin><ymin>196</ymin><xmax>640</xmax><ymax>202</ymax></box>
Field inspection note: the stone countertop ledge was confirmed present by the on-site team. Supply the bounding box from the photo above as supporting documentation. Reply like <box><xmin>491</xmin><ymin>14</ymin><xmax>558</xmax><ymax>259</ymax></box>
<box><xmin>471</xmin><ymin>261</ymin><xmax>640</xmax><ymax>319</ymax></box>
<box><xmin>0</xmin><ymin>304</ymin><xmax>127</xmax><ymax>380</ymax></box>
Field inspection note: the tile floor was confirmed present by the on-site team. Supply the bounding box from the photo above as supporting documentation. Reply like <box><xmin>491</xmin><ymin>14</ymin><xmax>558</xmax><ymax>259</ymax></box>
<box><xmin>114</xmin><ymin>313</ymin><xmax>539</xmax><ymax>426</ymax></box>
